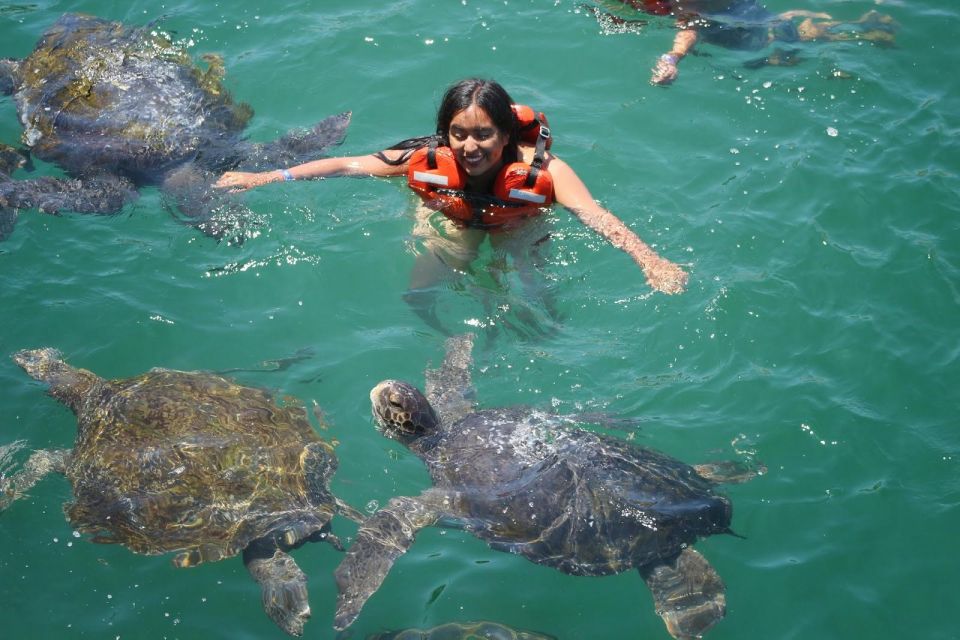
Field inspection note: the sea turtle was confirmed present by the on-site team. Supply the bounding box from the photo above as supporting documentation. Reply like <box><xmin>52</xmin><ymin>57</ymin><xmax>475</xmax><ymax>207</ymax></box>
<box><xmin>334</xmin><ymin>334</ymin><xmax>760</xmax><ymax>639</ymax></box>
<box><xmin>0</xmin><ymin>13</ymin><xmax>350</xmax><ymax>242</ymax></box>
<box><xmin>368</xmin><ymin>620</ymin><xmax>557</xmax><ymax>640</ymax></box>
<box><xmin>3</xmin><ymin>347</ymin><xmax>364</xmax><ymax>636</ymax></box>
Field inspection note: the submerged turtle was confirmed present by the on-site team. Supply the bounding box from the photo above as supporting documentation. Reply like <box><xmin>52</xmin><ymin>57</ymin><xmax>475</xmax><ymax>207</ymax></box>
<box><xmin>4</xmin><ymin>347</ymin><xmax>364</xmax><ymax>636</ymax></box>
<box><xmin>0</xmin><ymin>13</ymin><xmax>350</xmax><ymax>242</ymax></box>
<box><xmin>334</xmin><ymin>334</ymin><xmax>761</xmax><ymax>639</ymax></box>
<box><xmin>368</xmin><ymin>620</ymin><xmax>557</xmax><ymax>640</ymax></box>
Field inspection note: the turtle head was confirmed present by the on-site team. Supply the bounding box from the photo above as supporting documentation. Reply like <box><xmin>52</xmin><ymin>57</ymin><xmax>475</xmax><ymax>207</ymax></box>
<box><xmin>370</xmin><ymin>380</ymin><xmax>440</xmax><ymax>444</ymax></box>
<box><xmin>13</xmin><ymin>348</ymin><xmax>100</xmax><ymax>414</ymax></box>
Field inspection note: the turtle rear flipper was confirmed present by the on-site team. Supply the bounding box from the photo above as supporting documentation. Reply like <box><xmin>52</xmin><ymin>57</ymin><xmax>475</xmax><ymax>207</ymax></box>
<box><xmin>334</xmin><ymin>493</ymin><xmax>444</xmax><ymax>631</ymax></box>
<box><xmin>641</xmin><ymin>547</ymin><xmax>726</xmax><ymax>640</ymax></box>
<box><xmin>244</xmin><ymin>542</ymin><xmax>311</xmax><ymax>637</ymax></box>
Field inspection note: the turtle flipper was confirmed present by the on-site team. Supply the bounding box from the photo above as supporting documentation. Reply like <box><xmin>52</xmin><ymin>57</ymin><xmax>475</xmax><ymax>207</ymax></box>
<box><xmin>0</xmin><ymin>173</ymin><xmax>137</xmax><ymax>215</ymax></box>
<box><xmin>0</xmin><ymin>445</ymin><xmax>70</xmax><ymax>511</ymax></box>
<box><xmin>0</xmin><ymin>145</ymin><xmax>27</xmax><ymax>240</ymax></box>
<box><xmin>425</xmin><ymin>333</ymin><xmax>477</xmax><ymax>426</ymax></box>
<box><xmin>640</xmin><ymin>547</ymin><xmax>726</xmax><ymax>639</ymax></box>
<box><xmin>161</xmin><ymin>163</ymin><xmax>255</xmax><ymax>244</ymax></box>
<box><xmin>333</xmin><ymin>493</ymin><xmax>442</xmax><ymax>630</ymax></box>
<box><xmin>335</xmin><ymin>497</ymin><xmax>368</xmax><ymax>525</ymax></box>
<box><xmin>239</xmin><ymin>112</ymin><xmax>352</xmax><ymax>171</ymax></box>
<box><xmin>0</xmin><ymin>204</ymin><xmax>15</xmax><ymax>241</ymax></box>
<box><xmin>693</xmin><ymin>460</ymin><xmax>766</xmax><ymax>485</ymax></box>
<box><xmin>0</xmin><ymin>143</ymin><xmax>27</xmax><ymax>176</ymax></box>
<box><xmin>243</xmin><ymin>543</ymin><xmax>311</xmax><ymax>637</ymax></box>
<box><xmin>0</xmin><ymin>58</ymin><xmax>20</xmax><ymax>95</ymax></box>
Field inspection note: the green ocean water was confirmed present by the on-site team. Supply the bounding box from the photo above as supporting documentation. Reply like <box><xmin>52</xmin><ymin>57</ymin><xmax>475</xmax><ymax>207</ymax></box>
<box><xmin>1</xmin><ymin>1</ymin><xmax>957</xmax><ymax>639</ymax></box>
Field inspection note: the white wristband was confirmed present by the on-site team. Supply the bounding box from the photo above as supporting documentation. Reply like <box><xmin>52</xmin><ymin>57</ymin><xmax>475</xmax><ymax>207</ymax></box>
<box><xmin>279</xmin><ymin>169</ymin><xmax>295</xmax><ymax>182</ymax></box>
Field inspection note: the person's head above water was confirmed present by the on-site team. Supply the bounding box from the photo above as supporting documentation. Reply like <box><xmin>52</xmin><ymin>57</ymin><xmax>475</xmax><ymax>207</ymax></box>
<box><xmin>434</xmin><ymin>78</ymin><xmax>517</xmax><ymax>141</ymax></box>
<box><xmin>433</xmin><ymin>78</ymin><xmax>520</xmax><ymax>179</ymax></box>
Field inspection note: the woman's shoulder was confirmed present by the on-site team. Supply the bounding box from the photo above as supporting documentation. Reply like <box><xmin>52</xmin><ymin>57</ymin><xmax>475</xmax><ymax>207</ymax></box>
<box><xmin>518</xmin><ymin>144</ymin><xmax>568</xmax><ymax>174</ymax></box>
<box><xmin>518</xmin><ymin>143</ymin><xmax>558</xmax><ymax>165</ymax></box>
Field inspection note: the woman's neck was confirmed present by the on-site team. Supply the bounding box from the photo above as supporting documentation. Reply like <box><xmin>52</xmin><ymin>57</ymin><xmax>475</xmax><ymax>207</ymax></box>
<box><xmin>465</xmin><ymin>167</ymin><xmax>500</xmax><ymax>193</ymax></box>
<box><xmin>464</xmin><ymin>145</ymin><xmax>519</xmax><ymax>192</ymax></box>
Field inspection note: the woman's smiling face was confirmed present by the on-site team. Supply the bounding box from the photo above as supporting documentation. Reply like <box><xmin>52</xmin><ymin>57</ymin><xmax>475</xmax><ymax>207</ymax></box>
<box><xmin>447</xmin><ymin>104</ymin><xmax>510</xmax><ymax>180</ymax></box>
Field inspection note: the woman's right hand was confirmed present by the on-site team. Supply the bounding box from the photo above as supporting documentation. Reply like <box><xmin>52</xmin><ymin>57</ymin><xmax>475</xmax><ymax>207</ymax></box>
<box><xmin>650</xmin><ymin>54</ymin><xmax>679</xmax><ymax>86</ymax></box>
<box><xmin>214</xmin><ymin>171</ymin><xmax>278</xmax><ymax>193</ymax></box>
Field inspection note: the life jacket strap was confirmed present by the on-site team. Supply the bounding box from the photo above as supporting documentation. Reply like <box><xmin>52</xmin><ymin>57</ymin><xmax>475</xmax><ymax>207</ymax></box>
<box><xmin>524</xmin><ymin>125</ymin><xmax>550</xmax><ymax>188</ymax></box>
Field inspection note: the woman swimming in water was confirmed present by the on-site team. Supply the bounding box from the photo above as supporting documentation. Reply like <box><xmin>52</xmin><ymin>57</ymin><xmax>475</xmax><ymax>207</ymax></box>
<box><xmin>216</xmin><ymin>78</ymin><xmax>688</xmax><ymax>331</ymax></box>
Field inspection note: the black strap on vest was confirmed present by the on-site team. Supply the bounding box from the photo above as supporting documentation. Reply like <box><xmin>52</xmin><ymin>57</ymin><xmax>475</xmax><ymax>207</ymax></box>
<box><xmin>524</xmin><ymin>125</ymin><xmax>550</xmax><ymax>188</ymax></box>
<box><xmin>426</xmin><ymin>138</ymin><xmax>439</xmax><ymax>170</ymax></box>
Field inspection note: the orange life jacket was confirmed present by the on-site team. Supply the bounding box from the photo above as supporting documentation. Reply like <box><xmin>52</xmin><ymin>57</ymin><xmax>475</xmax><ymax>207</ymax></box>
<box><xmin>407</xmin><ymin>104</ymin><xmax>555</xmax><ymax>228</ymax></box>
<box><xmin>632</xmin><ymin>0</ymin><xmax>672</xmax><ymax>16</ymax></box>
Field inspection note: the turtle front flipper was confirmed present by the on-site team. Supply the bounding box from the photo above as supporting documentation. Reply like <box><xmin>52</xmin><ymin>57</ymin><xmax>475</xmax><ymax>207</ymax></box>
<box><xmin>0</xmin><ymin>143</ymin><xmax>27</xmax><ymax>177</ymax></box>
<box><xmin>334</xmin><ymin>497</ymin><xmax>368</xmax><ymax>525</ymax></box>
<box><xmin>640</xmin><ymin>547</ymin><xmax>726</xmax><ymax>639</ymax></box>
<box><xmin>0</xmin><ymin>173</ymin><xmax>137</xmax><ymax>215</ymax></box>
<box><xmin>333</xmin><ymin>492</ymin><xmax>444</xmax><ymax>631</ymax></box>
<box><xmin>693</xmin><ymin>460</ymin><xmax>766</xmax><ymax>485</ymax></box>
<box><xmin>0</xmin><ymin>145</ymin><xmax>27</xmax><ymax>240</ymax></box>
<box><xmin>425</xmin><ymin>333</ymin><xmax>477</xmax><ymax>426</ymax></box>
<box><xmin>238</xmin><ymin>112</ymin><xmax>352</xmax><ymax>171</ymax></box>
<box><xmin>0</xmin><ymin>445</ymin><xmax>71</xmax><ymax>511</ymax></box>
<box><xmin>0</xmin><ymin>58</ymin><xmax>20</xmax><ymax>95</ymax></box>
<box><xmin>0</xmin><ymin>204</ymin><xmax>15</xmax><ymax>242</ymax></box>
<box><xmin>243</xmin><ymin>541</ymin><xmax>311</xmax><ymax>637</ymax></box>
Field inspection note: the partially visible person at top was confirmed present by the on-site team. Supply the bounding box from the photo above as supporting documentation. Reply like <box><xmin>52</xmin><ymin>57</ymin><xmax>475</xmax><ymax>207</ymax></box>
<box><xmin>215</xmin><ymin>78</ymin><xmax>688</xmax><ymax>331</ymax></box>
<box><xmin>602</xmin><ymin>0</ymin><xmax>897</xmax><ymax>85</ymax></box>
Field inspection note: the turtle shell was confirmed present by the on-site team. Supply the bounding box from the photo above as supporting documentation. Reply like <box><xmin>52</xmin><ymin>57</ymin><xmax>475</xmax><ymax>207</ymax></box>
<box><xmin>421</xmin><ymin>407</ymin><xmax>732</xmax><ymax>575</ymax></box>
<box><xmin>65</xmin><ymin>367</ymin><xmax>336</xmax><ymax>565</ymax></box>
<box><xmin>13</xmin><ymin>13</ymin><xmax>252</xmax><ymax>179</ymax></box>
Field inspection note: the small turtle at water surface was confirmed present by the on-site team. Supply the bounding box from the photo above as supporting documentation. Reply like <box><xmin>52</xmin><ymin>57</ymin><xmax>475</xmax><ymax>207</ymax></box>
<box><xmin>368</xmin><ymin>620</ymin><xmax>557</xmax><ymax>640</ymax></box>
<box><xmin>0</xmin><ymin>13</ymin><xmax>350</xmax><ymax>242</ymax></box>
<box><xmin>2</xmin><ymin>347</ymin><xmax>364</xmax><ymax>636</ymax></box>
<box><xmin>334</xmin><ymin>334</ymin><xmax>761</xmax><ymax>639</ymax></box>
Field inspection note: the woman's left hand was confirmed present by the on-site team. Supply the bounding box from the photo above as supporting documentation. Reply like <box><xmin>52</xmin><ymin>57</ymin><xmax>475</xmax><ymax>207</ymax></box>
<box><xmin>644</xmin><ymin>258</ymin><xmax>688</xmax><ymax>294</ymax></box>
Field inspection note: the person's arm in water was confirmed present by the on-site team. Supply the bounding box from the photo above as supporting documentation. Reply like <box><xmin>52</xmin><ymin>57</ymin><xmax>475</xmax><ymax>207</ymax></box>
<box><xmin>650</xmin><ymin>24</ymin><xmax>698</xmax><ymax>85</ymax></box>
<box><xmin>214</xmin><ymin>152</ymin><xmax>408</xmax><ymax>192</ymax></box>
<box><xmin>548</xmin><ymin>156</ymin><xmax>688</xmax><ymax>295</ymax></box>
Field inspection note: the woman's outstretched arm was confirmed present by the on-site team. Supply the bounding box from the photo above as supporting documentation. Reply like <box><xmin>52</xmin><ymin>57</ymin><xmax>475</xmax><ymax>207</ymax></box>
<box><xmin>549</xmin><ymin>156</ymin><xmax>688</xmax><ymax>294</ymax></box>
<box><xmin>214</xmin><ymin>152</ymin><xmax>409</xmax><ymax>192</ymax></box>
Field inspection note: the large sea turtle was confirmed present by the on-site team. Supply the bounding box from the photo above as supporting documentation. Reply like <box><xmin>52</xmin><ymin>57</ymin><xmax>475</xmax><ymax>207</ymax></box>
<box><xmin>0</xmin><ymin>13</ymin><xmax>350</xmax><ymax>242</ymax></box>
<box><xmin>3</xmin><ymin>347</ymin><xmax>364</xmax><ymax>636</ymax></box>
<box><xmin>334</xmin><ymin>334</ymin><xmax>760</xmax><ymax>639</ymax></box>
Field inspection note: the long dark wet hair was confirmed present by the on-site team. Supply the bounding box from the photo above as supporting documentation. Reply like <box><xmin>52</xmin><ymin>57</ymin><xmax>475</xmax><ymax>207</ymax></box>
<box><xmin>375</xmin><ymin>78</ymin><xmax>520</xmax><ymax>167</ymax></box>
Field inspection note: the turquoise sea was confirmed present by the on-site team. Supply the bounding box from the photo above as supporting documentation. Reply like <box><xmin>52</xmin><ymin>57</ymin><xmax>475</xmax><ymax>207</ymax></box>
<box><xmin>1</xmin><ymin>1</ymin><xmax>957</xmax><ymax>638</ymax></box>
